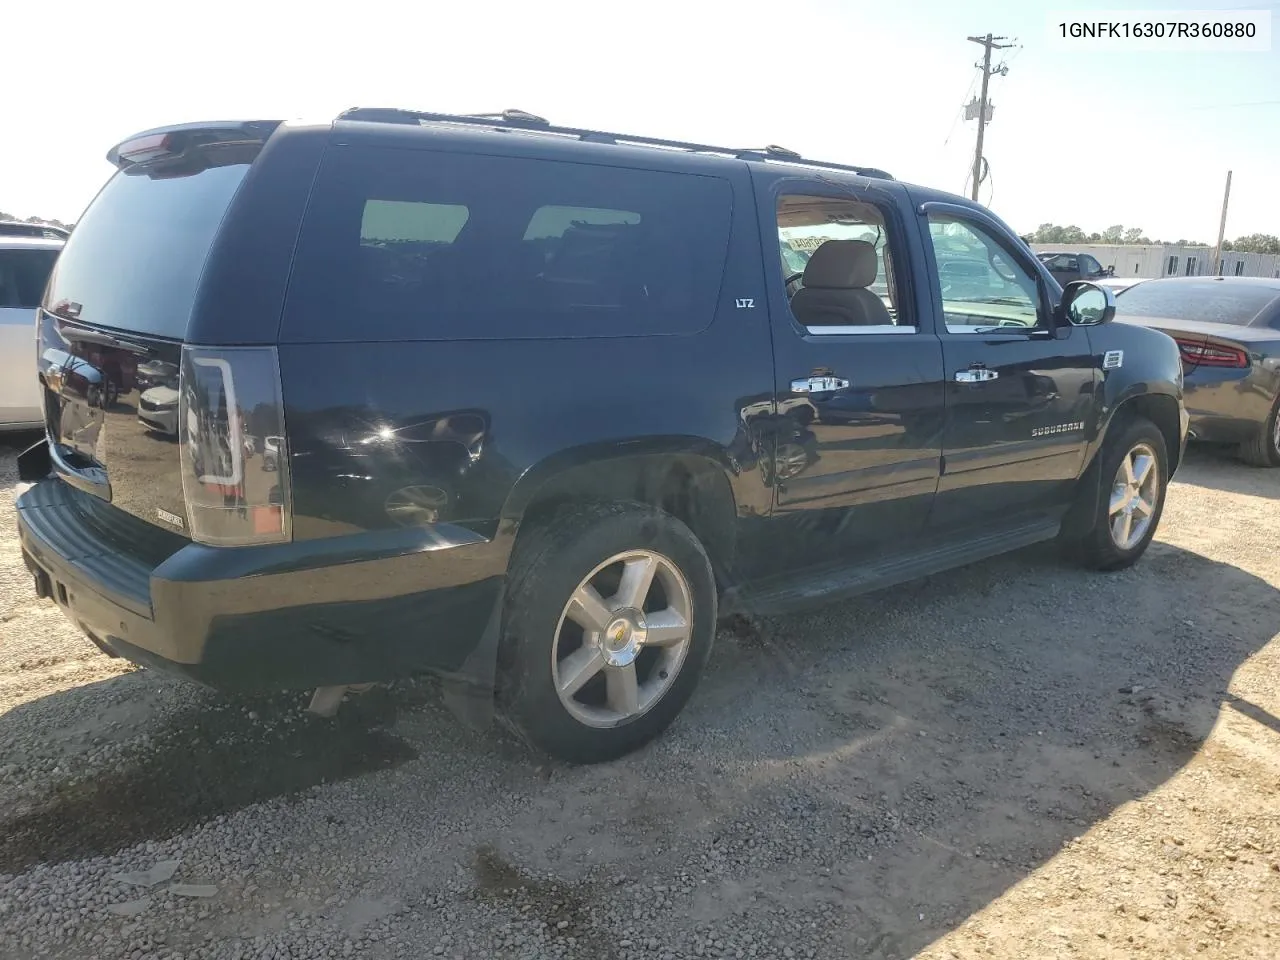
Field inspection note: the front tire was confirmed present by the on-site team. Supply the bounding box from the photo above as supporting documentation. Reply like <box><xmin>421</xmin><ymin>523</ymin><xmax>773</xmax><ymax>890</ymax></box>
<box><xmin>1237</xmin><ymin>394</ymin><xmax>1280</xmax><ymax>467</ymax></box>
<box><xmin>498</xmin><ymin>502</ymin><xmax>716</xmax><ymax>764</ymax></box>
<box><xmin>1068</xmin><ymin>416</ymin><xmax>1168</xmax><ymax>571</ymax></box>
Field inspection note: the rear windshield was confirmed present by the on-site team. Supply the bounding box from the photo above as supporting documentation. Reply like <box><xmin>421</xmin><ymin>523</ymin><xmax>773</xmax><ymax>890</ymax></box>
<box><xmin>44</xmin><ymin>160</ymin><xmax>251</xmax><ymax>338</ymax></box>
<box><xmin>1116</xmin><ymin>281</ymin><xmax>1280</xmax><ymax>325</ymax></box>
<box><xmin>0</xmin><ymin>247</ymin><xmax>59</xmax><ymax>308</ymax></box>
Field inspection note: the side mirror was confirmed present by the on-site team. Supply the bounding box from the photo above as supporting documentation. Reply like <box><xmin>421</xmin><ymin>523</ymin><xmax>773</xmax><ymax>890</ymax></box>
<box><xmin>1105</xmin><ymin>265</ymin><xmax>1115</xmax><ymax>277</ymax></box>
<box><xmin>1058</xmin><ymin>280</ymin><xmax>1116</xmax><ymax>327</ymax></box>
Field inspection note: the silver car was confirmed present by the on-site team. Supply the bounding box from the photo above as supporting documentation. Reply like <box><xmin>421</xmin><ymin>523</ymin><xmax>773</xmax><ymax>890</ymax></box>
<box><xmin>1115</xmin><ymin>276</ymin><xmax>1280</xmax><ymax>465</ymax></box>
<box><xmin>0</xmin><ymin>236</ymin><xmax>63</xmax><ymax>432</ymax></box>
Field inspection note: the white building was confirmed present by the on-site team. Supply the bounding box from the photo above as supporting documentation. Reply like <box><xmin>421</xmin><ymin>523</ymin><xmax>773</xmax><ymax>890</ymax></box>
<box><xmin>1028</xmin><ymin>242</ymin><xmax>1280</xmax><ymax>280</ymax></box>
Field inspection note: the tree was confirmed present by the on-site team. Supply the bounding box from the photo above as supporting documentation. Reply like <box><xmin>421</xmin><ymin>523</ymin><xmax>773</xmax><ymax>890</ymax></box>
<box><xmin>1032</xmin><ymin>223</ymin><xmax>1067</xmax><ymax>243</ymax></box>
<box><xmin>1123</xmin><ymin>227</ymin><xmax>1149</xmax><ymax>244</ymax></box>
<box><xmin>1230</xmin><ymin>233</ymin><xmax>1280</xmax><ymax>255</ymax></box>
<box><xmin>1060</xmin><ymin>225</ymin><xmax>1086</xmax><ymax>243</ymax></box>
<box><xmin>1101</xmin><ymin>224</ymin><xmax>1125</xmax><ymax>243</ymax></box>
<box><xmin>1086</xmin><ymin>232</ymin><xmax>1101</xmax><ymax>243</ymax></box>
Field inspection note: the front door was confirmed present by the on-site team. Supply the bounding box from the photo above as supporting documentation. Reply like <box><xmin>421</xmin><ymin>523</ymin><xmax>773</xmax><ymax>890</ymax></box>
<box><xmin>759</xmin><ymin>181</ymin><xmax>945</xmax><ymax>569</ymax></box>
<box><xmin>921</xmin><ymin>206</ymin><xmax>1098</xmax><ymax>531</ymax></box>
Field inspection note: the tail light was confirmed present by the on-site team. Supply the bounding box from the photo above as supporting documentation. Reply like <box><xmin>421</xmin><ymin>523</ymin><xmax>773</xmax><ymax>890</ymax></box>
<box><xmin>1174</xmin><ymin>338</ymin><xmax>1248</xmax><ymax>369</ymax></box>
<box><xmin>178</xmin><ymin>346</ymin><xmax>291</xmax><ymax>546</ymax></box>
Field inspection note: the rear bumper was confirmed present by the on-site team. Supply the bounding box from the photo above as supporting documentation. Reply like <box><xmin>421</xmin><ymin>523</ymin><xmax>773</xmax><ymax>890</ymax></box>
<box><xmin>16</xmin><ymin>478</ymin><xmax>508</xmax><ymax>692</ymax></box>
<box><xmin>1184</xmin><ymin>370</ymin><xmax>1276</xmax><ymax>444</ymax></box>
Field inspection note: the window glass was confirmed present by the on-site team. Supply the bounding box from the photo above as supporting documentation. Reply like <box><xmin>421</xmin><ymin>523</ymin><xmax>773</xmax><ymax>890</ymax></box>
<box><xmin>1166</xmin><ymin>256</ymin><xmax>1179</xmax><ymax>275</ymax></box>
<box><xmin>925</xmin><ymin>216</ymin><xmax>1040</xmax><ymax>333</ymax></box>
<box><xmin>44</xmin><ymin>156</ymin><xmax>253</xmax><ymax>338</ymax></box>
<box><xmin>774</xmin><ymin>193</ymin><xmax>909</xmax><ymax>331</ymax></box>
<box><xmin>285</xmin><ymin>146</ymin><xmax>733</xmax><ymax>341</ymax></box>
<box><xmin>1234</xmin><ymin>261</ymin><xmax>1245</xmax><ymax>276</ymax></box>
<box><xmin>0</xmin><ymin>248</ymin><xmax>60</xmax><ymax>308</ymax></box>
<box><xmin>1115</xmin><ymin>280</ymin><xmax>1279</xmax><ymax>326</ymax></box>
<box><xmin>1081</xmin><ymin>255</ymin><xmax>1101</xmax><ymax>274</ymax></box>
<box><xmin>361</xmin><ymin>200</ymin><xmax>468</xmax><ymax>244</ymax></box>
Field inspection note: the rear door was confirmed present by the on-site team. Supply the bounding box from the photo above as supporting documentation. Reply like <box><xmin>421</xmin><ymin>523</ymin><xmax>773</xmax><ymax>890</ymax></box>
<box><xmin>757</xmin><ymin>176</ymin><xmax>944</xmax><ymax>567</ymax></box>
<box><xmin>37</xmin><ymin>124</ymin><xmax>287</xmax><ymax>537</ymax></box>
<box><xmin>0</xmin><ymin>243</ymin><xmax>59</xmax><ymax>424</ymax></box>
<box><xmin>920</xmin><ymin>204</ymin><xmax>1097</xmax><ymax>530</ymax></box>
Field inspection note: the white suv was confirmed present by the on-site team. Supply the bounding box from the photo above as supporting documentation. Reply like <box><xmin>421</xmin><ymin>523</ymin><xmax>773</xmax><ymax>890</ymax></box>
<box><xmin>0</xmin><ymin>236</ymin><xmax>62</xmax><ymax>432</ymax></box>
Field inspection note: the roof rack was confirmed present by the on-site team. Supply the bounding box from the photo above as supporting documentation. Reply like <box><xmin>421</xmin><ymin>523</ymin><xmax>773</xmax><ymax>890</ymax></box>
<box><xmin>336</xmin><ymin>107</ymin><xmax>893</xmax><ymax>180</ymax></box>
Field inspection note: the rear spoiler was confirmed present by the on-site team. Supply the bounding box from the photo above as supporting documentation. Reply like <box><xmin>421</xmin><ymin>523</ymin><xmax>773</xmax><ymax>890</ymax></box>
<box><xmin>107</xmin><ymin>120</ymin><xmax>282</xmax><ymax>170</ymax></box>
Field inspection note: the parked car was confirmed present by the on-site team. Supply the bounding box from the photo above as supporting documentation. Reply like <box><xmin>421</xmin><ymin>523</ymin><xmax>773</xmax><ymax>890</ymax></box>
<box><xmin>1037</xmin><ymin>251</ymin><xmax>1113</xmax><ymax>286</ymax></box>
<box><xmin>1095</xmin><ymin>276</ymin><xmax>1145</xmax><ymax>296</ymax></box>
<box><xmin>1</xmin><ymin>235</ymin><xmax>63</xmax><ymax>432</ymax></box>
<box><xmin>1114</xmin><ymin>276</ymin><xmax>1280</xmax><ymax>464</ymax></box>
<box><xmin>16</xmin><ymin>109</ymin><xmax>1186</xmax><ymax>763</ymax></box>
<box><xmin>138</xmin><ymin>384</ymin><xmax>180</xmax><ymax>435</ymax></box>
<box><xmin>0</xmin><ymin>220</ymin><xmax>70</xmax><ymax>240</ymax></box>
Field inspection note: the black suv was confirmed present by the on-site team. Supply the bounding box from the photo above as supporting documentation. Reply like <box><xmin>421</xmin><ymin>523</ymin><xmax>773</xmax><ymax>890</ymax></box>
<box><xmin>16</xmin><ymin>110</ymin><xmax>1187</xmax><ymax>763</ymax></box>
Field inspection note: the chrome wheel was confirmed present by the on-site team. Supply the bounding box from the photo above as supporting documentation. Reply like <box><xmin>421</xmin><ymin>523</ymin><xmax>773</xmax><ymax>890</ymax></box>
<box><xmin>1109</xmin><ymin>441</ymin><xmax>1159</xmax><ymax>551</ymax></box>
<box><xmin>552</xmin><ymin>550</ymin><xmax>693</xmax><ymax>729</ymax></box>
<box><xmin>1272</xmin><ymin>408</ymin><xmax>1280</xmax><ymax>454</ymax></box>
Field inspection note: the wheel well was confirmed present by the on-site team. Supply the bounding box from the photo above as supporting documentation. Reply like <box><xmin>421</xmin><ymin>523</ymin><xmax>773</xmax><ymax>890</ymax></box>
<box><xmin>1113</xmin><ymin>393</ymin><xmax>1182</xmax><ymax>474</ymax></box>
<box><xmin>517</xmin><ymin>456</ymin><xmax>738</xmax><ymax>584</ymax></box>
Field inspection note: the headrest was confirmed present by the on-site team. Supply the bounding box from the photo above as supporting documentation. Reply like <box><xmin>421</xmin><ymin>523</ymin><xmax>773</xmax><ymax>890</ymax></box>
<box><xmin>801</xmin><ymin>239</ymin><xmax>878</xmax><ymax>289</ymax></box>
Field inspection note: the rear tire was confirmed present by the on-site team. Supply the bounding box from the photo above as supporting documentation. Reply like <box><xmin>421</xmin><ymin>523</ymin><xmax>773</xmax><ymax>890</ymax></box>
<box><xmin>1067</xmin><ymin>416</ymin><xmax>1168</xmax><ymax>571</ymax></box>
<box><xmin>498</xmin><ymin>501</ymin><xmax>716</xmax><ymax>764</ymax></box>
<box><xmin>1237</xmin><ymin>394</ymin><xmax>1280</xmax><ymax>467</ymax></box>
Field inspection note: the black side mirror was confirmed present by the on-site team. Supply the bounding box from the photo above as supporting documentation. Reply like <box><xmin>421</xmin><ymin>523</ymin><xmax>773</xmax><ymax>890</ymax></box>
<box><xmin>1058</xmin><ymin>280</ymin><xmax>1116</xmax><ymax>327</ymax></box>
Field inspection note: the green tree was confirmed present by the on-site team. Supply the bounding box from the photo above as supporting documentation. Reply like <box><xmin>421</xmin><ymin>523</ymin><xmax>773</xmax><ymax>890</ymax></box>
<box><xmin>1230</xmin><ymin>233</ymin><xmax>1280</xmax><ymax>255</ymax></box>
<box><xmin>1101</xmin><ymin>224</ymin><xmax>1124</xmax><ymax>243</ymax></box>
<box><xmin>1122</xmin><ymin>227</ymin><xmax>1149</xmax><ymax>244</ymax></box>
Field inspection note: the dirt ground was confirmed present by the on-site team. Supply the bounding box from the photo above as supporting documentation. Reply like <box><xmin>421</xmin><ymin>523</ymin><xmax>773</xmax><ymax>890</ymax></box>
<box><xmin>0</xmin><ymin>435</ymin><xmax>1277</xmax><ymax>959</ymax></box>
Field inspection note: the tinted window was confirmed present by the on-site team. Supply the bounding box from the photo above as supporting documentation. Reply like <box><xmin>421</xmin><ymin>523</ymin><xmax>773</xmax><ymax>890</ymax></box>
<box><xmin>284</xmin><ymin>146</ymin><xmax>733</xmax><ymax>341</ymax></box>
<box><xmin>44</xmin><ymin>158</ymin><xmax>252</xmax><ymax>338</ymax></box>
<box><xmin>0</xmin><ymin>248</ymin><xmax>59</xmax><ymax>308</ymax></box>
<box><xmin>1116</xmin><ymin>281</ymin><xmax>1280</xmax><ymax>325</ymax></box>
<box><xmin>773</xmin><ymin>192</ymin><xmax>911</xmax><ymax>331</ymax></box>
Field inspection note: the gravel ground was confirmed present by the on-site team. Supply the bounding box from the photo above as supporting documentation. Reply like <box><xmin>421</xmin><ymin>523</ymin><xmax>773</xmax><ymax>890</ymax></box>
<box><xmin>1</xmin><ymin>434</ymin><xmax>1278</xmax><ymax>959</ymax></box>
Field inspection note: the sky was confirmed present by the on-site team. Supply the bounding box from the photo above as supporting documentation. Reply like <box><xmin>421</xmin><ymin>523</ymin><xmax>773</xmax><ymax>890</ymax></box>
<box><xmin>4</xmin><ymin>0</ymin><xmax>1279</xmax><ymax>241</ymax></box>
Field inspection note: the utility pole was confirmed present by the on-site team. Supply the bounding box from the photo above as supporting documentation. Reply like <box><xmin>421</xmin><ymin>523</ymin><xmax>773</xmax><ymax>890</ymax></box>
<box><xmin>1211</xmin><ymin>170</ymin><xmax>1232</xmax><ymax>275</ymax></box>
<box><xmin>967</xmin><ymin>33</ymin><xmax>1013</xmax><ymax>202</ymax></box>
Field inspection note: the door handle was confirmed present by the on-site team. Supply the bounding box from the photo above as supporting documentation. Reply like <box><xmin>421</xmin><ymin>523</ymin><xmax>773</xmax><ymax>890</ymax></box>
<box><xmin>791</xmin><ymin>376</ymin><xmax>850</xmax><ymax>393</ymax></box>
<box><xmin>955</xmin><ymin>366</ymin><xmax>999</xmax><ymax>383</ymax></box>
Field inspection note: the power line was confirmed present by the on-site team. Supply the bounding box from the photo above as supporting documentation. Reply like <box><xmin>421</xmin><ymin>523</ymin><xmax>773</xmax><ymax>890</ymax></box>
<box><xmin>942</xmin><ymin>68</ymin><xmax>982</xmax><ymax>148</ymax></box>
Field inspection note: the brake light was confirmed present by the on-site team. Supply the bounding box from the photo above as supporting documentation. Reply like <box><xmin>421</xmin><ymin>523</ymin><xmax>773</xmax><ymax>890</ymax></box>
<box><xmin>116</xmin><ymin>133</ymin><xmax>174</xmax><ymax>163</ymax></box>
<box><xmin>1174</xmin><ymin>338</ymin><xmax>1248</xmax><ymax>369</ymax></box>
<box><xmin>178</xmin><ymin>346</ymin><xmax>292</xmax><ymax>546</ymax></box>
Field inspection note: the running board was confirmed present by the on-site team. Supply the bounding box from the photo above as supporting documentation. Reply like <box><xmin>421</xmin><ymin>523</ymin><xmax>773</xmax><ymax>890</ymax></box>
<box><xmin>722</xmin><ymin>519</ymin><xmax>1061</xmax><ymax>617</ymax></box>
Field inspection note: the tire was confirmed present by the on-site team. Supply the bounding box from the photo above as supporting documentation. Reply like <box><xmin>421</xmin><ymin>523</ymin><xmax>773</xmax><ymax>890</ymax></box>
<box><xmin>1237</xmin><ymin>394</ymin><xmax>1280</xmax><ymax>467</ymax></box>
<box><xmin>498</xmin><ymin>501</ymin><xmax>717</xmax><ymax>763</ymax></box>
<box><xmin>1068</xmin><ymin>416</ymin><xmax>1169</xmax><ymax>571</ymax></box>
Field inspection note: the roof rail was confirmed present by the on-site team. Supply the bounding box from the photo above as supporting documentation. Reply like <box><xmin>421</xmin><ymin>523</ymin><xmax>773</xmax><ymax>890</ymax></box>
<box><xmin>336</xmin><ymin>107</ymin><xmax>893</xmax><ymax>180</ymax></box>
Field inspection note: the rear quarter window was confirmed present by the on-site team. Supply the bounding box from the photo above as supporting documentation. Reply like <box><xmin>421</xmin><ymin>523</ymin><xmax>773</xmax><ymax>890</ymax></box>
<box><xmin>282</xmin><ymin>145</ymin><xmax>734</xmax><ymax>341</ymax></box>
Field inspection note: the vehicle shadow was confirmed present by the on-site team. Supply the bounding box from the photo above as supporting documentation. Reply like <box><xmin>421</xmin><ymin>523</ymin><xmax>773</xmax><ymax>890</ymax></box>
<box><xmin>0</xmin><ymin>538</ymin><xmax>1274</xmax><ymax>959</ymax></box>
<box><xmin>660</xmin><ymin>537</ymin><xmax>1279</xmax><ymax>955</ymax></box>
<box><xmin>1175</xmin><ymin>443</ymin><xmax>1280</xmax><ymax>499</ymax></box>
